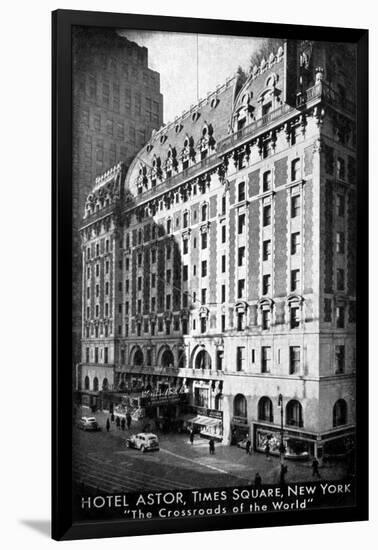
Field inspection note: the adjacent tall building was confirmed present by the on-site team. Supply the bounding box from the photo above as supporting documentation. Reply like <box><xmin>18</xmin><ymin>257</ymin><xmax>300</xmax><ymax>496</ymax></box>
<box><xmin>72</xmin><ymin>27</ymin><xmax>163</xmax><ymax>363</ymax></box>
<box><xmin>78</xmin><ymin>40</ymin><xmax>356</xmax><ymax>460</ymax></box>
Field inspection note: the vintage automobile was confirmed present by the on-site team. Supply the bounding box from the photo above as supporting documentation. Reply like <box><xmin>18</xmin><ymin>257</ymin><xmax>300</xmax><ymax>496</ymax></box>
<box><xmin>126</xmin><ymin>433</ymin><xmax>160</xmax><ymax>452</ymax></box>
<box><xmin>77</xmin><ymin>416</ymin><xmax>100</xmax><ymax>431</ymax></box>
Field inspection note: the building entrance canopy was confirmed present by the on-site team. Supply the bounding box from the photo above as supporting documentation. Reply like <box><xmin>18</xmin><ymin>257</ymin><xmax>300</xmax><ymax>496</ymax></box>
<box><xmin>188</xmin><ymin>415</ymin><xmax>222</xmax><ymax>427</ymax></box>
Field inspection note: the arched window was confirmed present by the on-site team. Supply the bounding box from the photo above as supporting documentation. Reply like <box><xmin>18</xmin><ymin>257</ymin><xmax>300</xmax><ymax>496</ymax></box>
<box><xmin>161</xmin><ymin>349</ymin><xmax>174</xmax><ymax>368</ymax></box>
<box><xmin>102</xmin><ymin>378</ymin><xmax>109</xmax><ymax>391</ymax></box>
<box><xmin>195</xmin><ymin>349</ymin><xmax>211</xmax><ymax>369</ymax></box>
<box><xmin>333</xmin><ymin>399</ymin><xmax>347</xmax><ymax>427</ymax></box>
<box><xmin>258</xmin><ymin>396</ymin><xmax>273</xmax><ymax>422</ymax></box>
<box><xmin>133</xmin><ymin>347</ymin><xmax>144</xmax><ymax>367</ymax></box>
<box><xmin>234</xmin><ymin>394</ymin><xmax>247</xmax><ymax>418</ymax></box>
<box><xmin>84</xmin><ymin>376</ymin><xmax>90</xmax><ymax>391</ymax></box>
<box><xmin>286</xmin><ymin>400</ymin><xmax>303</xmax><ymax>427</ymax></box>
<box><xmin>93</xmin><ymin>377</ymin><xmax>99</xmax><ymax>392</ymax></box>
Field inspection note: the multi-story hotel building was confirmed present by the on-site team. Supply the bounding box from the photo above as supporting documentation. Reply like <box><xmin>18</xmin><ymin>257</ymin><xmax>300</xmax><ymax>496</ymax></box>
<box><xmin>72</xmin><ymin>27</ymin><xmax>163</xmax><ymax>362</ymax></box>
<box><xmin>78</xmin><ymin>40</ymin><xmax>356</xmax><ymax>460</ymax></box>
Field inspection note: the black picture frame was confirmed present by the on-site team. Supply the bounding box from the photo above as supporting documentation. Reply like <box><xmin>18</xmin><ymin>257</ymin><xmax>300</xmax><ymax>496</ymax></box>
<box><xmin>52</xmin><ymin>9</ymin><xmax>368</xmax><ymax>541</ymax></box>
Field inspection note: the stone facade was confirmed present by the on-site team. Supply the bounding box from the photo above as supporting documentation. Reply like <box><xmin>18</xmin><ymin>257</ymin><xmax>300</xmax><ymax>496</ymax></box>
<box><xmin>78</xmin><ymin>40</ymin><xmax>356</xmax><ymax>459</ymax></box>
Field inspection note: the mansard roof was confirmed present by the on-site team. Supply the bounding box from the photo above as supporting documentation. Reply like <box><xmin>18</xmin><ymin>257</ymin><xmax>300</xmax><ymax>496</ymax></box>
<box><xmin>124</xmin><ymin>74</ymin><xmax>237</xmax><ymax>194</ymax></box>
<box><xmin>124</xmin><ymin>44</ymin><xmax>285</xmax><ymax>196</ymax></box>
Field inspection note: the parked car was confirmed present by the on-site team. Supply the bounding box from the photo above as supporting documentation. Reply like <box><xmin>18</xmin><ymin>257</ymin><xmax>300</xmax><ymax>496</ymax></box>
<box><xmin>126</xmin><ymin>433</ymin><xmax>160</xmax><ymax>452</ymax></box>
<box><xmin>77</xmin><ymin>416</ymin><xmax>100</xmax><ymax>431</ymax></box>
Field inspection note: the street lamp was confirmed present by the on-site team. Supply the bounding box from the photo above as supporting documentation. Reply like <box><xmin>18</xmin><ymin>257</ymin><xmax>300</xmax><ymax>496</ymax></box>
<box><xmin>278</xmin><ymin>393</ymin><xmax>285</xmax><ymax>465</ymax></box>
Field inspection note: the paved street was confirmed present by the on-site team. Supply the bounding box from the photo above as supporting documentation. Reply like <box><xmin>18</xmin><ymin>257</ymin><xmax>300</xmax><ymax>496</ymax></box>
<box><xmin>73</xmin><ymin>407</ymin><xmax>349</xmax><ymax>494</ymax></box>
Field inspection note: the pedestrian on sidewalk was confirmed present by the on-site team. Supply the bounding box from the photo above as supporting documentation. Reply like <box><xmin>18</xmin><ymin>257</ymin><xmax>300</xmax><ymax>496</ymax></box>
<box><xmin>121</xmin><ymin>417</ymin><xmax>126</xmax><ymax>431</ymax></box>
<box><xmin>279</xmin><ymin>464</ymin><xmax>288</xmax><ymax>486</ymax></box>
<box><xmin>209</xmin><ymin>439</ymin><xmax>215</xmax><ymax>455</ymax></box>
<box><xmin>126</xmin><ymin>413</ymin><xmax>132</xmax><ymax>430</ymax></box>
<box><xmin>116</xmin><ymin>416</ymin><xmax>120</xmax><ymax>430</ymax></box>
<box><xmin>189</xmin><ymin>431</ymin><xmax>194</xmax><ymax>445</ymax></box>
<box><xmin>106</xmin><ymin>418</ymin><xmax>110</xmax><ymax>432</ymax></box>
<box><xmin>312</xmin><ymin>458</ymin><xmax>321</xmax><ymax>478</ymax></box>
<box><xmin>111</xmin><ymin>412</ymin><xmax>115</xmax><ymax>423</ymax></box>
<box><xmin>246</xmin><ymin>439</ymin><xmax>251</xmax><ymax>455</ymax></box>
<box><xmin>254</xmin><ymin>472</ymin><xmax>262</xmax><ymax>488</ymax></box>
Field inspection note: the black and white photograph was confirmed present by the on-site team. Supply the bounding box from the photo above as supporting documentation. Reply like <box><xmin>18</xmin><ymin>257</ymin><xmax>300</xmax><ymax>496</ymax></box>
<box><xmin>51</xmin><ymin>8</ymin><xmax>368</xmax><ymax>541</ymax></box>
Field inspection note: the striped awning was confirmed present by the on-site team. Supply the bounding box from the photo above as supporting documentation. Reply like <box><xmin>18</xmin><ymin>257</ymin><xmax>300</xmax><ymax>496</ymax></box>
<box><xmin>188</xmin><ymin>415</ymin><xmax>221</xmax><ymax>427</ymax></box>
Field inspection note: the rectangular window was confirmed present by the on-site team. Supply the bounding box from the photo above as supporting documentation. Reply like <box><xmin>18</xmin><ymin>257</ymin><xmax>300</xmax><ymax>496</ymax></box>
<box><xmin>237</xmin><ymin>279</ymin><xmax>245</xmax><ymax>298</ymax></box>
<box><xmin>183</xmin><ymin>211</ymin><xmax>189</xmax><ymax>227</ymax></box>
<box><xmin>138</xmin><ymin>276</ymin><xmax>142</xmax><ymax>291</ymax></box>
<box><xmin>166</xmin><ymin>295</ymin><xmax>171</xmax><ymax>310</ymax></box>
<box><xmin>221</xmin><ymin>314</ymin><xmax>226</xmax><ymax>331</ymax></box>
<box><xmin>336</xmin><ymin>305</ymin><xmax>345</xmax><ymax>328</ymax></box>
<box><xmin>237</xmin><ymin>312</ymin><xmax>244</xmax><ymax>331</ymax></box>
<box><xmin>291</xmin><ymin>158</ymin><xmax>300</xmax><ymax>181</ymax></box>
<box><xmin>193</xmin><ymin>265</ymin><xmax>196</xmax><ymax>276</ymax></box>
<box><xmin>125</xmin><ymin>301</ymin><xmax>129</xmax><ymax>314</ymax></box>
<box><xmin>221</xmin><ymin>255</ymin><xmax>226</xmax><ymax>272</ymax></box>
<box><xmin>337</xmin><ymin>268</ymin><xmax>345</xmax><ymax>291</ymax></box>
<box><xmin>261</xmin><ymin>346</ymin><xmax>271</xmax><ymax>373</ymax></box>
<box><xmin>200</xmin><ymin>318</ymin><xmax>207</xmax><ymax>334</ymax></box>
<box><xmin>201</xmin><ymin>288</ymin><xmax>207</xmax><ymax>305</ymax></box>
<box><xmin>151</xmin><ymin>297</ymin><xmax>156</xmax><ymax>312</ymax></box>
<box><xmin>221</xmin><ymin>225</ymin><xmax>226</xmax><ymax>243</ymax></box>
<box><xmin>251</xmin><ymin>349</ymin><xmax>255</xmax><ymax>363</ymax></box>
<box><xmin>289</xmin><ymin>346</ymin><xmax>300</xmax><ymax>374</ymax></box>
<box><xmin>183</xmin><ymin>265</ymin><xmax>188</xmax><ymax>281</ymax></box>
<box><xmin>183</xmin><ymin>238</ymin><xmax>188</xmax><ymax>254</ymax></box>
<box><xmin>290</xmin><ymin>306</ymin><xmax>300</xmax><ymax>328</ymax></box>
<box><xmin>238</xmin><ymin>181</ymin><xmax>246</xmax><ymax>202</ymax></box>
<box><xmin>263</xmin><ymin>170</ymin><xmax>272</xmax><ymax>192</ymax></box>
<box><xmin>291</xmin><ymin>269</ymin><xmax>300</xmax><ymax>292</ymax></box>
<box><xmin>291</xmin><ymin>232</ymin><xmax>300</xmax><ymax>255</ymax></box>
<box><xmin>238</xmin><ymin>246</ymin><xmax>246</xmax><ymax>266</ymax></box>
<box><xmin>324</xmin><ymin>298</ymin><xmax>332</xmax><ymax>322</ymax></box>
<box><xmin>125</xmin><ymin>279</ymin><xmax>129</xmax><ymax>292</ymax></box>
<box><xmin>201</xmin><ymin>260</ymin><xmax>207</xmax><ymax>277</ymax></box>
<box><xmin>238</xmin><ymin>213</ymin><xmax>246</xmax><ymax>233</ymax></box>
<box><xmin>291</xmin><ymin>195</ymin><xmax>300</xmax><ymax>218</ymax></box>
<box><xmin>182</xmin><ymin>319</ymin><xmax>188</xmax><ymax>335</ymax></box>
<box><xmin>182</xmin><ymin>292</ymin><xmax>188</xmax><ymax>308</ymax></box>
<box><xmin>94</xmin><ymin>347</ymin><xmax>99</xmax><ymax>363</ymax></box>
<box><xmin>336</xmin><ymin>157</ymin><xmax>346</xmax><ymax>180</ymax></box>
<box><xmin>262</xmin><ymin>274</ymin><xmax>271</xmax><ymax>295</ymax></box>
<box><xmin>201</xmin><ymin>232</ymin><xmax>207</xmax><ymax>249</ymax></box>
<box><xmin>221</xmin><ymin>196</ymin><xmax>226</xmax><ymax>215</ymax></box>
<box><xmin>263</xmin><ymin>240</ymin><xmax>271</xmax><ymax>261</ymax></box>
<box><xmin>335</xmin><ymin>345</ymin><xmax>345</xmax><ymax>373</ymax></box>
<box><xmin>336</xmin><ymin>232</ymin><xmax>345</xmax><ymax>254</ymax></box>
<box><xmin>236</xmin><ymin>346</ymin><xmax>246</xmax><ymax>372</ymax></box>
<box><xmin>85</xmin><ymin>347</ymin><xmax>89</xmax><ymax>363</ymax></box>
<box><xmin>137</xmin><ymin>300</ymin><xmax>142</xmax><ymax>313</ymax></box>
<box><xmin>166</xmin><ymin>269</ymin><xmax>171</xmax><ymax>284</ymax></box>
<box><xmin>262</xmin><ymin>309</ymin><xmax>271</xmax><ymax>330</ymax></box>
<box><xmin>221</xmin><ymin>284</ymin><xmax>226</xmax><ymax>303</ymax></box>
<box><xmin>263</xmin><ymin>205</ymin><xmax>271</xmax><ymax>226</ymax></box>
